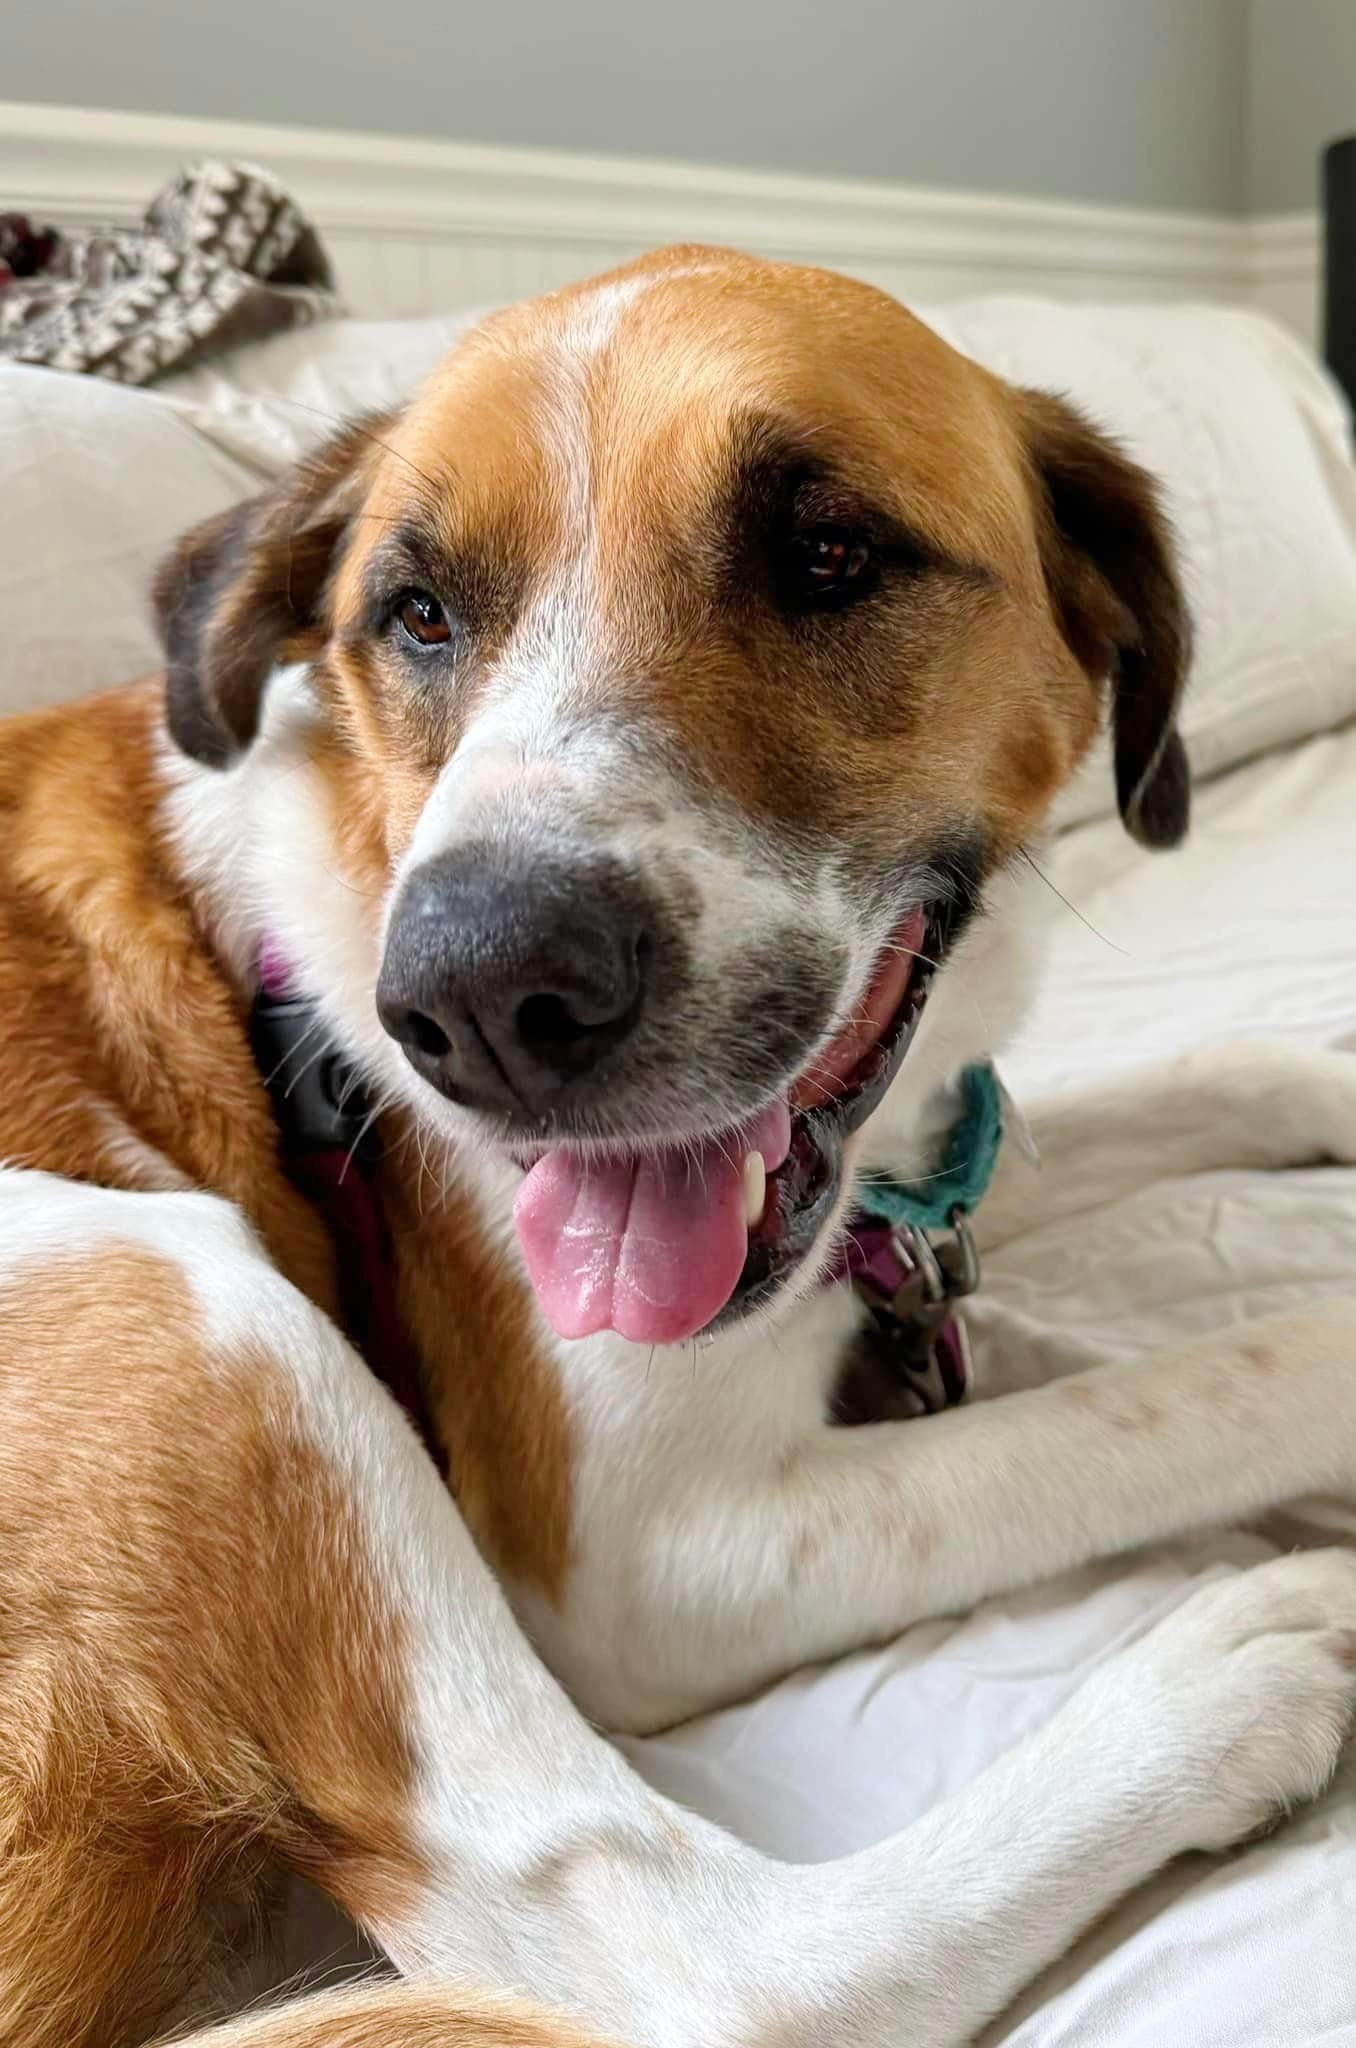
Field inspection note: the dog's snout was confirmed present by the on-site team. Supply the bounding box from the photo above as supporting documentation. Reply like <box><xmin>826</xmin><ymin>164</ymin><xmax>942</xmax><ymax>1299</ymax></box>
<box><xmin>377</xmin><ymin>847</ymin><xmax>654</xmax><ymax>1115</ymax></box>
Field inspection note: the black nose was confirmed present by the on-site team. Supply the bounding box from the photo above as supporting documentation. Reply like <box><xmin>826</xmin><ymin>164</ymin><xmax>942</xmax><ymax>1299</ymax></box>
<box><xmin>377</xmin><ymin>847</ymin><xmax>654</xmax><ymax>1116</ymax></box>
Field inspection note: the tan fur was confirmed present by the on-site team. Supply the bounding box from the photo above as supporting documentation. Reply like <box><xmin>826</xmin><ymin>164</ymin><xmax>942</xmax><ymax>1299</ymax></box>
<box><xmin>0</xmin><ymin>685</ymin><xmax>336</xmax><ymax>1313</ymax></box>
<box><xmin>0</xmin><ymin>1249</ymin><xmax>422</xmax><ymax>2048</ymax></box>
<box><xmin>172</xmin><ymin>1981</ymin><xmax>617</xmax><ymax>2048</ymax></box>
<box><xmin>381</xmin><ymin>1120</ymin><xmax>576</xmax><ymax>1599</ymax></box>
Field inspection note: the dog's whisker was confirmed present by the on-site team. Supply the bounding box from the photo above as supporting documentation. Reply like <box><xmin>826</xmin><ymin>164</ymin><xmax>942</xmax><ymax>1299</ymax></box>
<box><xmin>338</xmin><ymin>1100</ymin><xmax>389</xmax><ymax>1184</ymax></box>
<box><xmin>415</xmin><ymin>1122</ymin><xmax>435</xmax><ymax>1219</ymax></box>
<box><xmin>279</xmin><ymin>1042</ymin><xmax>332</xmax><ymax>1100</ymax></box>
<box><xmin>262</xmin><ymin>395</ymin><xmax>448</xmax><ymax>501</ymax></box>
<box><xmin>258</xmin><ymin>1011</ymin><xmax>330</xmax><ymax>1089</ymax></box>
<box><xmin>1016</xmin><ymin>846</ymin><xmax>1127</xmax><ymax>954</ymax></box>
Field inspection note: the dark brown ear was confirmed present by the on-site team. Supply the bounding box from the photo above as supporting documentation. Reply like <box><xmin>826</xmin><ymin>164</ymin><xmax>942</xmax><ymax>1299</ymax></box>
<box><xmin>1020</xmin><ymin>390</ymin><xmax>1191</xmax><ymax>848</ymax></box>
<box><xmin>154</xmin><ymin>412</ymin><xmax>395</xmax><ymax>767</ymax></box>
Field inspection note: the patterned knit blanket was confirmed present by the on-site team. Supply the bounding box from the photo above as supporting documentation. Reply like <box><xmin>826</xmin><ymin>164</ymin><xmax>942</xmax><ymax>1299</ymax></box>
<box><xmin>0</xmin><ymin>158</ymin><xmax>340</xmax><ymax>384</ymax></box>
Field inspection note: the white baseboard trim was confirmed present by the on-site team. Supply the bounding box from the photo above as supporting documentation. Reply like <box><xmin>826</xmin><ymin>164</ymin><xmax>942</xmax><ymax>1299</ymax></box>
<box><xmin>0</xmin><ymin>98</ymin><xmax>1322</xmax><ymax>343</ymax></box>
<box><xmin>1244</xmin><ymin>212</ymin><xmax>1321</xmax><ymax>345</ymax></box>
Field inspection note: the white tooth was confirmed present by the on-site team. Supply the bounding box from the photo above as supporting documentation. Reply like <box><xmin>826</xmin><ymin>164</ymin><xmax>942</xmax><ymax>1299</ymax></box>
<box><xmin>742</xmin><ymin>1151</ymin><xmax>767</xmax><ymax>1229</ymax></box>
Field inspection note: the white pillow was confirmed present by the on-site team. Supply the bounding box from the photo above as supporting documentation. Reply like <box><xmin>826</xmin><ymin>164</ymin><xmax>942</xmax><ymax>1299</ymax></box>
<box><xmin>160</xmin><ymin>311</ymin><xmax>482</xmax><ymax>467</ymax></box>
<box><xmin>0</xmin><ymin>319</ymin><xmax>485</xmax><ymax>720</ymax></box>
<box><xmin>0</xmin><ymin>364</ymin><xmax>262</xmax><ymax>716</ymax></box>
<box><xmin>920</xmin><ymin>298</ymin><xmax>1356</xmax><ymax>828</ymax></box>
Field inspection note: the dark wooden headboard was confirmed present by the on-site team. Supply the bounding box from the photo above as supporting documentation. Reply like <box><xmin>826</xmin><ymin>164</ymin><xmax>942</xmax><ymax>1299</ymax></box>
<box><xmin>1323</xmin><ymin>136</ymin><xmax>1356</xmax><ymax>411</ymax></box>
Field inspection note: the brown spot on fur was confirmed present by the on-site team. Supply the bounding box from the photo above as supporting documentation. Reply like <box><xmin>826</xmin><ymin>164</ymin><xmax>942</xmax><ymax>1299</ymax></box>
<box><xmin>1109</xmin><ymin>1396</ymin><xmax>1163</xmax><ymax>1434</ymax></box>
<box><xmin>520</xmin><ymin>1817</ymin><xmax>696</xmax><ymax>1915</ymax></box>
<box><xmin>1002</xmin><ymin>720</ymin><xmax>1065</xmax><ymax>818</ymax></box>
<box><xmin>1061</xmin><ymin>1379</ymin><xmax>1163</xmax><ymax>1433</ymax></box>
<box><xmin>0</xmin><ymin>1246</ymin><xmax>422</xmax><ymax>2048</ymax></box>
<box><xmin>379</xmin><ymin>1123</ymin><xmax>577</xmax><ymax>1602</ymax></box>
<box><xmin>1335</xmin><ymin>1632</ymin><xmax>1356</xmax><ymax>1674</ymax></box>
<box><xmin>1241</xmin><ymin>1340</ymin><xmax>1283</xmax><ymax>1377</ymax></box>
<box><xmin>174</xmin><ymin>1982</ymin><xmax>621</xmax><ymax>2048</ymax></box>
<box><xmin>308</xmin><ymin>719</ymin><xmax>433</xmax><ymax>907</ymax></box>
<box><xmin>0</xmin><ymin>683</ymin><xmax>336</xmax><ymax>1316</ymax></box>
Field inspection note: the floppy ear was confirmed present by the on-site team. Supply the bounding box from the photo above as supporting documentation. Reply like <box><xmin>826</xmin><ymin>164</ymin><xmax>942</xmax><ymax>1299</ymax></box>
<box><xmin>154</xmin><ymin>412</ymin><xmax>395</xmax><ymax>767</ymax></box>
<box><xmin>1019</xmin><ymin>390</ymin><xmax>1191</xmax><ymax>849</ymax></box>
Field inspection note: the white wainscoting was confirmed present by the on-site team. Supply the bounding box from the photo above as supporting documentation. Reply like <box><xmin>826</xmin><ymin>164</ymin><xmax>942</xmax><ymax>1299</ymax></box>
<box><xmin>1245</xmin><ymin>215</ymin><xmax>1322</xmax><ymax>346</ymax></box>
<box><xmin>0</xmin><ymin>99</ymin><xmax>1320</xmax><ymax>346</ymax></box>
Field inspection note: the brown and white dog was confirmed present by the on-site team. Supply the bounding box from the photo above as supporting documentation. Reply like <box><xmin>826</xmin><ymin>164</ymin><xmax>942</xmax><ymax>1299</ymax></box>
<box><xmin>4</xmin><ymin>246</ymin><xmax>1356</xmax><ymax>2048</ymax></box>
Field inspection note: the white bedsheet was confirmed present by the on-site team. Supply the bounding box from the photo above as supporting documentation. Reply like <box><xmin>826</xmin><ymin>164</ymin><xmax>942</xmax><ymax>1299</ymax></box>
<box><xmin>1010</xmin><ymin>719</ymin><xmax>1356</xmax><ymax>1097</ymax></box>
<box><xmin>620</xmin><ymin>722</ymin><xmax>1356</xmax><ymax>2043</ymax></box>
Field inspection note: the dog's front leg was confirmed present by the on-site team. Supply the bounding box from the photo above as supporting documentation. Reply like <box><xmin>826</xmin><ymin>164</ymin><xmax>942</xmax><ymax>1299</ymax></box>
<box><xmin>481</xmin><ymin>1550</ymin><xmax>1356</xmax><ymax>2048</ymax></box>
<box><xmin>158</xmin><ymin>1539</ymin><xmax>1356</xmax><ymax>2048</ymax></box>
<box><xmin>557</xmin><ymin>1298</ymin><xmax>1356</xmax><ymax>1727</ymax></box>
<box><xmin>977</xmin><ymin>1039</ymin><xmax>1356</xmax><ymax>1252</ymax></box>
<box><xmin>812</xmin><ymin>1548</ymin><xmax>1356</xmax><ymax>2047</ymax></box>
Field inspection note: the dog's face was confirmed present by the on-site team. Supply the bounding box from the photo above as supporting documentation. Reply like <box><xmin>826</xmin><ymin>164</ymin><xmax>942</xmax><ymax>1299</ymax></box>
<box><xmin>157</xmin><ymin>247</ymin><xmax>1189</xmax><ymax>1346</ymax></box>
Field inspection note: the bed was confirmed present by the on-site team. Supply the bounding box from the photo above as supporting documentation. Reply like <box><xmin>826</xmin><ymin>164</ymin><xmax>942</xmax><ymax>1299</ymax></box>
<box><xmin>4</xmin><ymin>189</ymin><xmax>1356</xmax><ymax>2037</ymax></box>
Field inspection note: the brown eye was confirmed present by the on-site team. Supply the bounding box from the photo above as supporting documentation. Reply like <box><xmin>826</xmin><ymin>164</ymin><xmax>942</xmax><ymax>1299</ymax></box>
<box><xmin>778</xmin><ymin>527</ymin><xmax>874</xmax><ymax>611</ymax></box>
<box><xmin>396</xmin><ymin>590</ymin><xmax>453</xmax><ymax>647</ymax></box>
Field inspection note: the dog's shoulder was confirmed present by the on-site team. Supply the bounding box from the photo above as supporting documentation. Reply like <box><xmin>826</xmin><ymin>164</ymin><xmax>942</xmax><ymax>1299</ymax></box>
<box><xmin>0</xmin><ymin>679</ymin><xmax>336</xmax><ymax>1308</ymax></box>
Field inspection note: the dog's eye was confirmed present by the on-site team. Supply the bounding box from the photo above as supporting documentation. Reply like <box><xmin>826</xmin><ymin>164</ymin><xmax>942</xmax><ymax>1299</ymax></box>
<box><xmin>777</xmin><ymin>527</ymin><xmax>874</xmax><ymax>611</ymax></box>
<box><xmin>395</xmin><ymin>590</ymin><xmax>454</xmax><ymax>648</ymax></box>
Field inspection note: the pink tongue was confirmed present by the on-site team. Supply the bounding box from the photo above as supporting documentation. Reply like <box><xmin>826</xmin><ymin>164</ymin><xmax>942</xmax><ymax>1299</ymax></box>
<box><xmin>513</xmin><ymin>1101</ymin><xmax>791</xmax><ymax>1345</ymax></box>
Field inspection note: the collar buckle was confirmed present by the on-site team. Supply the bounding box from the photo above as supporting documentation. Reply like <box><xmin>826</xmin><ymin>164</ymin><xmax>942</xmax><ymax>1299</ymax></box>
<box><xmin>849</xmin><ymin>1207</ymin><xmax>979</xmax><ymax>1413</ymax></box>
<box><xmin>869</xmin><ymin>1206</ymin><xmax>981</xmax><ymax>1324</ymax></box>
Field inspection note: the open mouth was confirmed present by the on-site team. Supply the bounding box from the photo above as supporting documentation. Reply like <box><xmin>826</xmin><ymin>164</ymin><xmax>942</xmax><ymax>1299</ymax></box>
<box><xmin>512</xmin><ymin>903</ymin><xmax>947</xmax><ymax>1345</ymax></box>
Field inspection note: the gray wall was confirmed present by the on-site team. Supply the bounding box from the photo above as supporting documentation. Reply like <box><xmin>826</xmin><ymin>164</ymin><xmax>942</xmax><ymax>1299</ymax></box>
<box><xmin>1247</xmin><ymin>0</ymin><xmax>1356</xmax><ymax>212</ymax></box>
<box><xmin>9</xmin><ymin>0</ymin><xmax>1245</xmax><ymax>212</ymax></box>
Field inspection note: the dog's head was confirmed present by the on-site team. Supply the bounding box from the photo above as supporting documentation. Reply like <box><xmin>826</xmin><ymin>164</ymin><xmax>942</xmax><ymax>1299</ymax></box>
<box><xmin>156</xmin><ymin>248</ymin><xmax>1189</xmax><ymax>1346</ymax></box>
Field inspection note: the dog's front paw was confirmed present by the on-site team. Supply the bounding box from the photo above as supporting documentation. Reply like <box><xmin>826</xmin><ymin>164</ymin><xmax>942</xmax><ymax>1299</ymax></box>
<box><xmin>1289</xmin><ymin>1045</ymin><xmax>1356</xmax><ymax>1166</ymax></box>
<box><xmin>1106</xmin><ymin>1550</ymin><xmax>1356</xmax><ymax>1854</ymax></box>
<box><xmin>1216</xmin><ymin>1041</ymin><xmax>1356</xmax><ymax>1168</ymax></box>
